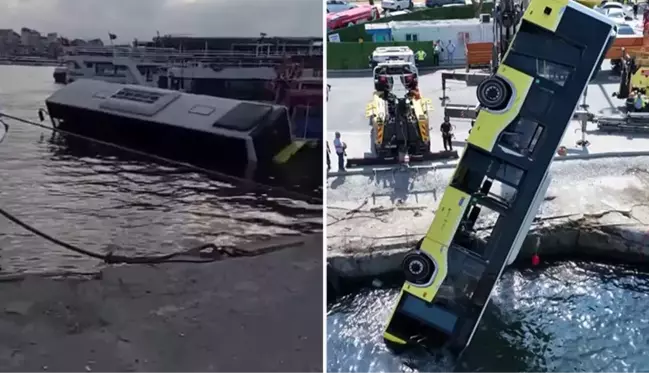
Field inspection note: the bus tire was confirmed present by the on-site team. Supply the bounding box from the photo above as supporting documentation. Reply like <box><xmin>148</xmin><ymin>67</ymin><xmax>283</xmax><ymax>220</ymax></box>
<box><xmin>402</xmin><ymin>249</ymin><xmax>435</xmax><ymax>285</ymax></box>
<box><xmin>476</xmin><ymin>76</ymin><xmax>510</xmax><ymax>111</ymax></box>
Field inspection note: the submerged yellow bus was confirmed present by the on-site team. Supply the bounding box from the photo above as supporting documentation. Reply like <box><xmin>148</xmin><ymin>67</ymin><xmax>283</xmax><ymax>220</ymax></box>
<box><xmin>383</xmin><ymin>0</ymin><xmax>617</xmax><ymax>355</ymax></box>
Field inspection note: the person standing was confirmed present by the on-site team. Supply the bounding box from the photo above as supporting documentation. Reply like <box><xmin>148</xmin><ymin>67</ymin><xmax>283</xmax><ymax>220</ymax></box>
<box><xmin>446</xmin><ymin>39</ymin><xmax>456</xmax><ymax>64</ymax></box>
<box><xmin>634</xmin><ymin>89</ymin><xmax>644</xmax><ymax>112</ymax></box>
<box><xmin>333</xmin><ymin>132</ymin><xmax>346</xmax><ymax>172</ymax></box>
<box><xmin>415</xmin><ymin>49</ymin><xmax>427</xmax><ymax>68</ymax></box>
<box><xmin>440</xmin><ymin>116</ymin><xmax>453</xmax><ymax>151</ymax></box>
<box><xmin>326</xmin><ymin>141</ymin><xmax>331</xmax><ymax>172</ymax></box>
<box><xmin>433</xmin><ymin>41</ymin><xmax>442</xmax><ymax>66</ymax></box>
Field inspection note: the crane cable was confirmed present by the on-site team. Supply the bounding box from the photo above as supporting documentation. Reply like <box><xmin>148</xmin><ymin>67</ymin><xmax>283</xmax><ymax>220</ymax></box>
<box><xmin>0</xmin><ymin>114</ymin><xmax>314</xmax><ymax>265</ymax></box>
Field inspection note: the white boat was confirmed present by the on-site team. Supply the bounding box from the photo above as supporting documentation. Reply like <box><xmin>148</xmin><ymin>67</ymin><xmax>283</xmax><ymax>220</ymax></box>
<box><xmin>60</xmin><ymin>48</ymin><xmax>168</xmax><ymax>87</ymax></box>
<box><xmin>53</xmin><ymin>42</ymin><xmax>324</xmax><ymax>139</ymax></box>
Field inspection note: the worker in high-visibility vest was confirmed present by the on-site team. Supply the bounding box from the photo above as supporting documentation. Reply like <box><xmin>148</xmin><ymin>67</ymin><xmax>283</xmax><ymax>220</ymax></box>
<box><xmin>415</xmin><ymin>50</ymin><xmax>427</xmax><ymax>67</ymax></box>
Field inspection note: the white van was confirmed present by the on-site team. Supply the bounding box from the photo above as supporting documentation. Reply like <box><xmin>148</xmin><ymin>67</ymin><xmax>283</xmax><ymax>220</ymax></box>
<box><xmin>370</xmin><ymin>46</ymin><xmax>415</xmax><ymax>68</ymax></box>
<box><xmin>381</xmin><ymin>0</ymin><xmax>413</xmax><ymax>11</ymax></box>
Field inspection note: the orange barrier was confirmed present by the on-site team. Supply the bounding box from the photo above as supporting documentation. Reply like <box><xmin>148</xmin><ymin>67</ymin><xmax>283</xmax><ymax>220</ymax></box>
<box><xmin>465</xmin><ymin>42</ymin><xmax>492</xmax><ymax>69</ymax></box>
<box><xmin>606</xmin><ymin>36</ymin><xmax>644</xmax><ymax>60</ymax></box>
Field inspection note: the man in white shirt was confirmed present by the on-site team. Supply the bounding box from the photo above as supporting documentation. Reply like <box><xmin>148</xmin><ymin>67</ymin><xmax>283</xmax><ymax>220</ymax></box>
<box><xmin>333</xmin><ymin>132</ymin><xmax>346</xmax><ymax>172</ymax></box>
<box><xmin>446</xmin><ymin>40</ymin><xmax>456</xmax><ymax>64</ymax></box>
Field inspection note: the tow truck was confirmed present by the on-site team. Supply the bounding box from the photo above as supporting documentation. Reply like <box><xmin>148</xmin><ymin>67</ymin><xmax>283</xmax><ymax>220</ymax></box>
<box><xmin>598</xmin><ymin>29</ymin><xmax>649</xmax><ymax>133</ymax></box>
<box><xmin>346</xmin><ymin>59</ymin><xmax>459</xmax><ymax>168</ymax></box>
<box><xmin>382</xmin><ymin>0</ymin><xmax>617</xmax><ymax>356</ymax></box>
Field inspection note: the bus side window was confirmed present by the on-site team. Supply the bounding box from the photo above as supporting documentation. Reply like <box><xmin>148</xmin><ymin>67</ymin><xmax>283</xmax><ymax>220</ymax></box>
<box><xmin>497</xmin><ymin>117</ymin><xmax>544</xmax><ymax>157</ymax></box>
<box><xmin>504</xmin><ymin>53</ymin><xmax>573</xmax><ymax>86</ymax></box>
<box><xmin>504</xmin><ymin>21</ymin><xmax>581</xmax><ymax>87</ymax></box>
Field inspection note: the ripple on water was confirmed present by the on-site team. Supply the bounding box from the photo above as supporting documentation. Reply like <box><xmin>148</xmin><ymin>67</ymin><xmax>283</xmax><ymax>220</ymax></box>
<box><xmin>0</xmin><ymin>65</ymin><xmax>321</xmax><ymax>273</ymax></box>
<box><xmin>327</xmin><ymin>262</ymin><xmax>649</xmax><ymax>372</ymax></box>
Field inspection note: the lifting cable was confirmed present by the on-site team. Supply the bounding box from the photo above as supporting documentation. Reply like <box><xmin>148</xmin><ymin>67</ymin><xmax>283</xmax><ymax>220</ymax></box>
<box><xmin>0</xmin><ymin>113</ymin><xmax>316</xmax><ymax>265</ymax></box>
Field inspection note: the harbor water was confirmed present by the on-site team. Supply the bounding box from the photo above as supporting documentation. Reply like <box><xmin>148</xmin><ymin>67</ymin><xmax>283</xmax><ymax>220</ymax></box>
<box><xmin>328</xmin><ymin>261</ymin><xmax>649</xmax><ymax>372</ymax></box>
<box><xmin>0</xmin><ymin>65</ymin><xmax>321</xmax><ymax>273</ymax></box>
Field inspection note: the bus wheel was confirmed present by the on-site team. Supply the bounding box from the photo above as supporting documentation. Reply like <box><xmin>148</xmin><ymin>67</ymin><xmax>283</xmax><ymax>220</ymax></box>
<box><xmin>402</xmin><ymin>250</ymin><xmax>435</xmax><ymax>285</ymax></box>
<box><xmin>477</xmin><ymin>77</ymin><xmax>510</xmax><ymax>111</ymax></box>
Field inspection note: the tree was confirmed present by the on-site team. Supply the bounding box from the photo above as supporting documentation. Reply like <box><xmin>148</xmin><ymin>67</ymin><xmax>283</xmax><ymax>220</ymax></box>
<box><xmin>472</xmin><ymin>0</ymin><xmax>485</xmax><ymax>17</ymax></box>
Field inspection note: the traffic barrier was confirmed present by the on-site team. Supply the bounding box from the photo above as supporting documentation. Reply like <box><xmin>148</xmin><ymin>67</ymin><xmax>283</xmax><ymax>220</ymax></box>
<box><xmin>465</xmin><ymin>42</ymin><xmax>492</xmax><ymax>69</ymax></box>
<box><xmin>462</xmin><ymin>36</ymin><xmax>644</xmax><ymax>67</ymax></box>
<box><xmin>606</xmin><ymin>36</ymin><xmax>644</xmax><ymax>60</ymax></box>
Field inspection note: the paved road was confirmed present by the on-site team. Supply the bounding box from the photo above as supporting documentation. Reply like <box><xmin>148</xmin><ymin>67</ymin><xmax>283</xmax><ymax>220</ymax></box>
<box><xmin>326</xmin><ymin>62</ymin><xmax>648</xmax><ymax>168</ymax></box>
<box><xmin>0</xmin><ymin>234</ymin><xmax>323</xmax><ymax>372</ymax></box>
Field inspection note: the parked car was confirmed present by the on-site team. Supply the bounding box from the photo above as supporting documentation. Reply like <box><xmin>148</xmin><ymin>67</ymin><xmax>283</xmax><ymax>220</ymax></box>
<box><xmin>616</xmin><ymin>22</ymin><xmax>637</xmax><ymax>35</ymax></box>
<box><xmin>327</xmin><ymin>5</ymin><xmax>379</xmax><ymax>31</ymax></box>
<box><xmin>605</xmin><ymin>7</ymin><xmax>634</xmax><ymax>23</ymax></box>
<box><xmin>381</xmin><ymin>0</ymin><xmax>413</xmax><ymax>11</ymax></box>
<box><xmin>595</xmin><ymin>0</ymin><xmax>630</xmax><ymax>14</ymax></box>
<box><xmin>326</xmin><ymin>0</ymin><xmax>355</xmax><ymax>13</ymax></box>
<box><xmin>426</xmin><ymin>0</ymin><xmax>466</xmax><ymax>7</ymax></box>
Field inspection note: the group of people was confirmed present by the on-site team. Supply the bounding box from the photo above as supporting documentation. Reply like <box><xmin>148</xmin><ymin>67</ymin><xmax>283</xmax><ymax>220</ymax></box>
<box><xmin>413</xmin><ymin>40</ymin><xmax>457</xmax><ymax>67</ymax></box>
<box><xmin>326</xmin><ymin>117</ymin><xmax>456</xmax><ymax>172</ymax></box>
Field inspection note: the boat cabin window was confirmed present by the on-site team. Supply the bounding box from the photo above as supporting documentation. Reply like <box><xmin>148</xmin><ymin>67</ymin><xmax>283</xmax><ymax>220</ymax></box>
<box><xmin>66</xmin><ymin>61</ymin><xmax>82</xmax><ymax>69</ymax></box>
<box><xmin>224</xmin><ymin>79</ymin><xmax>276</xmax><ymax>102</ymax></box>
<box><xmin>291</xmin><ymin>104</ymin><xmax>322</xmax><ymax>139</ymax></box>
<box><xmin>137</xmin><ymin>65</ymin><xmax>159</xmax><ymax>82</ymax></box>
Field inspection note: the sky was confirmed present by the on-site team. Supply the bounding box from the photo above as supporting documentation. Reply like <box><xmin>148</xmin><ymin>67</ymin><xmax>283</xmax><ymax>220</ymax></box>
<box><xmin>0</xmin><ymin>0</ymin><xmax>323</xmax><ymax>43</ymax></box>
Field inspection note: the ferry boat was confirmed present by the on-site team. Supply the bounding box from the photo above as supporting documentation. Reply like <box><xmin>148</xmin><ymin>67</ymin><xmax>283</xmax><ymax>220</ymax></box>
<box><xmin>58</xmin><ymin>47</ymin><xmax>169</xmax><ymax>86</ymax></box>
<box><xmin>53</xmin><ymin>41</ymin><xmax>323</xmax><ymax>141</ymax></box>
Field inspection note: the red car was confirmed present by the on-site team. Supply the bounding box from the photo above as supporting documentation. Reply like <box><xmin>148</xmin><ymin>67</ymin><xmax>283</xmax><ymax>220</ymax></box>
<box><xmin>327</xmin><ymin>4</ymin><xmax>379</xmax><ymax>31</ymax></box>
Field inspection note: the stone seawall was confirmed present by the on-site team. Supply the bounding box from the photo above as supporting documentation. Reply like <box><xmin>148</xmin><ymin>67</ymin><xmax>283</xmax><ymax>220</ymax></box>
<box><xmin>328</xmin><ymin>210</ymin><xmax>649</xmax><ymax>284</ymax></box>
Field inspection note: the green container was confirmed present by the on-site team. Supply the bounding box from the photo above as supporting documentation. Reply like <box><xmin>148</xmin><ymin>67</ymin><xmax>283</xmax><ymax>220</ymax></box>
<box><xmin>327</xmin><ymin>3</ymin><xmax>493</xmax><ymax>42</ymax></box>
<box><xmin>328</xmin><ymin>41</ymin><xmax>438</xmax><ymax>70</ymax></box>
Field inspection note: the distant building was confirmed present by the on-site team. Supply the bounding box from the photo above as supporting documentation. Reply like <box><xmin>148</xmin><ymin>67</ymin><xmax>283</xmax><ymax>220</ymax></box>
<box><xmin>87</xmin><ymin>38</ymin><xmax>104</xmax><ymax>46</ymax></box>
<box><xmin>70</xmin><ymin>38</ymin><xmax>87</xmax><ymax>46</ymax></box>
<box><xmin>0</xmin><ymin>29</ymin><xmax>21</xmax><ymax>55</ymax></box>
<box><xmin>20</xmin><ymin>27</ymin><xmax>41</xmax><ymax>47</ymax></box>
<box><xmin>47</xmin><ymin>32</ymin><xmax>58</xmax><ymax>43</ymax></box>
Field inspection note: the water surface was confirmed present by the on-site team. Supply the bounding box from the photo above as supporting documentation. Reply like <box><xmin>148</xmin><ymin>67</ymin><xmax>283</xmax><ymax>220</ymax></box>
<box><xmin>328</xmin><ymin>262</ymin><xmax>649</xmax><ymax>372</ymax></box>
<box><xmin>0</xmin><ymin>65</ymin><xmax>321</xmax><ymax>273</ymax></box>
